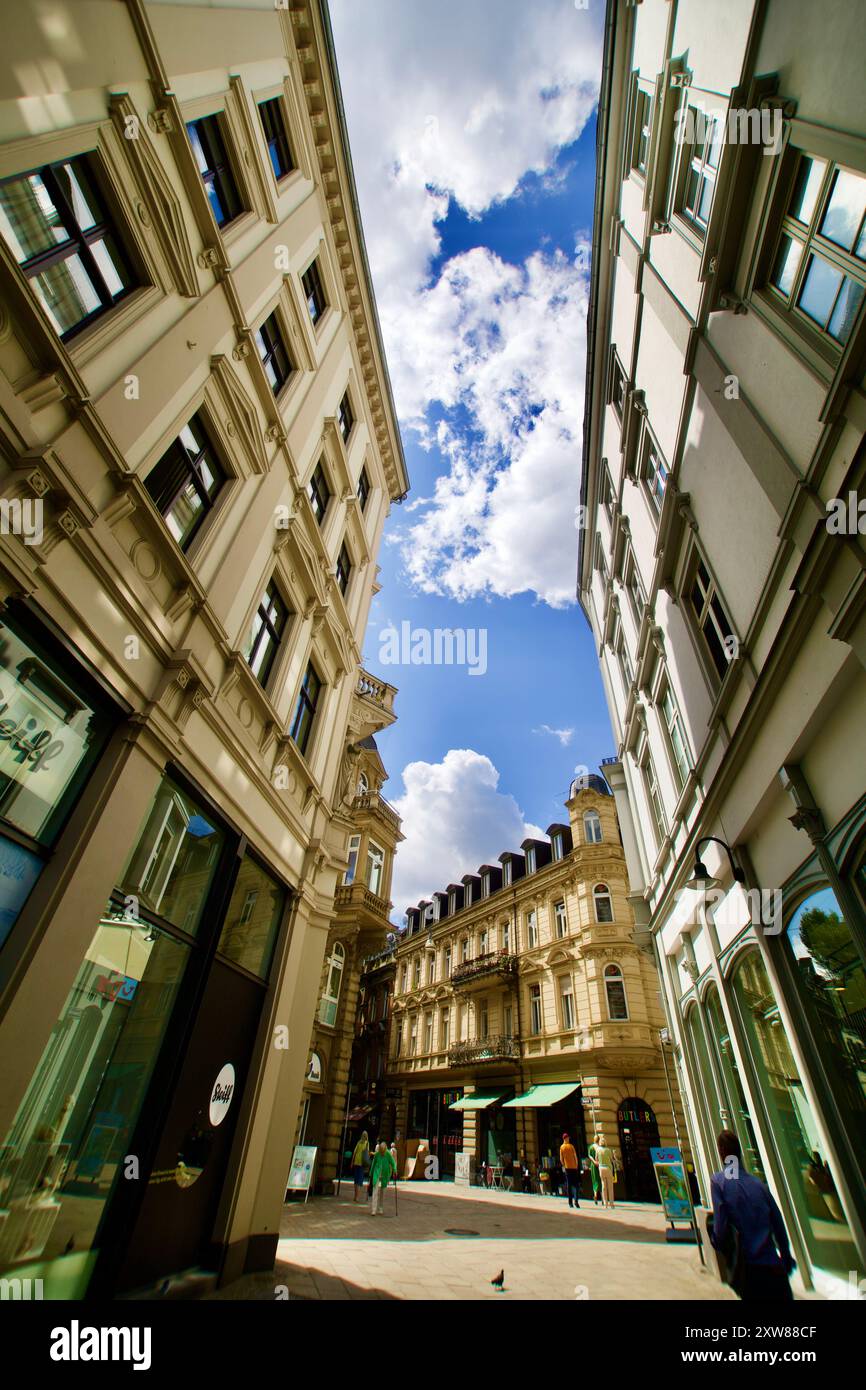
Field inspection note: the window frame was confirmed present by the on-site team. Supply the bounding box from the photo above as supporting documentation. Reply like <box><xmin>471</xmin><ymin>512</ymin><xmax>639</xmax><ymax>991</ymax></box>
<box><xmin>604</xmin><ymin>963</ymin><xmax>630</xmax><ymax>1022</ymax></box>
<box><xmin>302</xmin><ymin>255</ymin><xmax>327</xmax><ymax>327</ymax></box>
<box><xmin>185</xmin><ymin>112</ymin><xmax>245</xmax><ymax>231</ymax></box>
<box><xmin>308</xmin><ymin>458</ymin><xmax>331</xmax><ymax>527</ymax></box>
<box><xmin>529</xmin><ymin>982</ymin><xmax>543</xmax><ymax>1036</ymax></box>
<box><xmin>685</xmin><ymin>547</ymin><xmax>737</xmax><ymax>684</ymax></box>
<box><xmin>554</xmin><ymin>900</ymin><xmax>568</xmax><ymax>938</ymax></box>
<box><xmin>559</xmin><ymin>975</ymin><xmax>576</xmax><ymax>1031</ymax></box>
<box><xmin>254</xmin><ymin>308</ymin><xmax>294</xmax><ymax>397</ymax></box>
<box><xmin>144</xmin><ymin>408</ymin><xmax>227</xmax><ymax>554</ymax></box>
<box><xmin>584</xmin><ymin>810</ymin><xmax>603</xmax><ymax>845</ymax></box>
<box><xmin>366</xmin><ymin>839</ymin><xmax>385</xmax><ymax>897</ymax></box>
<box><xmin>290</xmin><ymin>659</ymin><xmax>323</xmax><ymax>759</ymax></box>
<box><xmin>335</xmin><ymin>539</ymin><xmax>353</xmax><ymax>599</ymax></box>
<box><xmin>593</xmin><ymin>883</ymin><xmax>614</xmax><ymax>925</ymax></box>
<box><xmin>673</xmin><ymin>102</ymin><xmax>723</xmax><ymax>240</ymax></box>
<box><xmin>242</xmin><ymin>576</ymin><xmax>292</xmax><ymax>688</ymax></box>
<box><xmin>257</xmin><ymin>95</ymin><xmax>295</xmax><ymax>183</ymax></box>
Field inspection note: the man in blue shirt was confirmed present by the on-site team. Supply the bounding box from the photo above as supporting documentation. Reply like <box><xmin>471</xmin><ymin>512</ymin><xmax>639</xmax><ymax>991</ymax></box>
<box><xmin>710</xmin><ymin>1130</ymin><xmax>795</xmax><ymax>1300</ymax></box>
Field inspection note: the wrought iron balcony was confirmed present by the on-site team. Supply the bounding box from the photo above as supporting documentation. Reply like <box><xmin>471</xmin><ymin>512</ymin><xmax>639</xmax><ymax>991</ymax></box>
<box><xmin>450</xmin><ymin>950</ymin><xmax>519</xmax><ymax>989</ymax></box>
<box><xmin>448</xmin><ymin>1035</ymin><xmax>520</xmax><ymax>1067</ymax></box>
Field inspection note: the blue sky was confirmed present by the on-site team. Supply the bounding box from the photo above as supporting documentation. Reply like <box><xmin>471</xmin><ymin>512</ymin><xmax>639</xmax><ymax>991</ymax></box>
<box><xmin>330</xmin><ymin>0</ymin><xmax>609</xmax><ymax>910</ymax></box>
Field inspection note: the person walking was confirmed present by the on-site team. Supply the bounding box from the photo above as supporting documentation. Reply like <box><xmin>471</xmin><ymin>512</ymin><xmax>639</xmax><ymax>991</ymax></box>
<box><xmin>587</xmin><ymin>1135</ymin><xmax>602</xmax><ymax>1205</ymax></box>
<box><xmin>559</xmin><ymin>1132</ymin><xmax>581</xmax><ymax>1209</ymax></box>
<box><xmin>709</xmin><ymin>1130</ymin><xmax>795</xmax><ymax>1300</ymax></box>
<box><xmin>351</xmin><ymin>1131</ymin><xmax>370</xmax><ymax>1202</ymax></box>
<box><xmin>369</xmin><ymin>1141</ymin><xmax>397</xmax><ymax>1216</ymax></box>
<box><xmin>595</xmin><ymin>1133</ymin><xmax>616</xmax><ymax>1209</ymax></box>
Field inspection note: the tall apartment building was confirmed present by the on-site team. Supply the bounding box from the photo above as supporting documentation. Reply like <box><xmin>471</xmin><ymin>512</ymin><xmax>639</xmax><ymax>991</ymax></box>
<box><xmin>386</xmin><ymin>778</ymin><xmax>687</xmax><ymax>1201</ymax></box>
<box><xmin>0</xmin><ymin>0</ymin><xmax>407</xmax><ymax>1297</ymax></box>
<box><xmin>298</xmin><ymin>729</ymin><xmax>403</xmax><ymax>1189</ymax></box>
<box><xmin>579</xmin><ymin>0</ymin><xmax>866</xmax><ymax>1295</ymax></box>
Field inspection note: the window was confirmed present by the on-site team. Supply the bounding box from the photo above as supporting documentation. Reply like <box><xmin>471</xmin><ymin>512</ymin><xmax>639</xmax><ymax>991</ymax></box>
<box><xmin>302</xmin><ymin>257</ymin><xmax>327</xmax><ymax>324</ymax></box>
<box><xmin>502</xmin><ymin>920</ymin><xmax>511</xmax><ymax>952</ymax></box>
<box><xmin>145</xmin><ymin>411</ymin><xmax>226</xmax><ymax>552</ymax></box>
<box><xmin>409</xmin><ymin>1015</ymin><xmax>417</xmax><ymax>1055</ymax></box>
<box><xmin>424</xmin><ymin>1013</ymin><xmax>433</xmax><ymax>1053</ymax></box>
<box><xmin>658</xmin><ymin>677</ymin><xmax>691</xmax><ymax>792</ymax></box>
<box><xmin>502</xmin><ymin>860</ymin><xmax>512</xmax><ymax>886</ymax></box>
<box><xmin>632</xmin><ymin>88</ymin><xmax>652</xmax><ymax>175</ymax></box>
<box><xmin>600</xmin><ymin>467</ymin><xmax>614</xmax><ymax>519</ymax></box>
<box><xmin>308</xmin><ymin>460</ymin><xmax>330</xmax><ymax>526</ymax></box>
<box><xmin>290</xmin><ymin>660</ymin><xmax>322</xmax><ymax>756</ymax></box>
<box><xmin>554</xmin><ymin>900</ymin><xmax>568</xmax><ymax>938</ymax></box>
<box><xmin>335</xmin><ymin>542</ymin><xmax>352</xmax><ymax>599</ymax></box>
<box><xmin>413</xmin><ymin>956</ymin><xmax>421</xmax><ymax>989</ymax></box>
<box><xmin>0</xmin><ymin>155</ymin><xmax>136</xmax><ymax>340</ymax></box>
<box><xmin>614</xmin><ymin>616</ymin><xmax>634</xmax><ymax>693</ymax></box>
<box><xmin>464</xmin><ymin>882</ymin><xmax>473</xmax><ymax>907</ymax></box>
<box><xmin>255</xmin><ymin>311</ymin><xmax>293</xmax><ymax>395</ymax></box>
<box><xmin>394</xmin><ymin>1018</ymin><xmax>403</xmax><ymax>1056</ymax></box>
<box><xmin>527</xmin><ymin>909</ymin><xmax>538</xmax><ymax>948</ymax></box>
<box><xmin>357</xmin><ymin>466</ymin><xmax>370</xmax><ymax>512</ymax></box>
<box><xmin>594</xmin><ymin>533</ymin><xmax>609</xmax><ymax>585</ymax></box>
<box><xmin>688</xmin><ymin>554</ymin><xmax>735</xmax><ymax>680</ymax></box>
<box><xmin>427</xmin><ymin>951</ymin><xmax>436</xmax><ymax>984</ymax></box>
<box><xmin>458</xmin><ymin>1003</ymin><xmax>467</xmax><ymax>1040</ymax></box>
<box><xmin>641</xmin><ymin>433</ymin><xmax>669</xmax><ymax>514</ymax></box>
<box><xmin>529</xmin><ymin>983</ymin><xmax>542</xmax><ymax>1035</ymax></box>
<box><xmin>604</xmin><ymin>964</ymin><xmax>629</xmax><ymax>1021</ymax></box>
<box><xmin>357</xmin><ymin>772</ymin><xmax>369</xmax><ymax>796</ymax></box>
<box><xmin>503</xmin><ymin>1002</ymin><xmax>513</xmax><ymax>1037</ymax></box>
<box><xmin>461</xmin><ymin>937</ymin><xmax>469</xmax><ymax>963</ymax></box>
<box><xmin>186</xmin><ymin>115</ymin><xmax>243</xmax><ymax>229</ymax></box>
<box><xmin>551</xmin><ymin>832</ymin><xmax>564</xmax><ymax>862</ymax></box>
<box><xmin>481</xmin><ymin>874</ymin><xmax>490</xmax><ymax>899</ymax></box>
<box><xmin>242</xmin><ymin>579</ymin><xmax>290</xmax><ymax>686</ymax></box>
<box><xmin>560</xmin><ymin>976</ymin><xmax>576</xmax><ymax>1031</ymax></box>
<box><xmin>319</xmin><ymin>941</ymin><xmax>345</xmax><ymax>1026</ymax></box>
<box><xmin>479</xmin><ymin>928</ymin><xmax>488</xmax><ymax>955</ymax></box>
<box><xmin>444</xmin><ymin>944</ymin><xmax>452</xmax><ymax>977</ymax></box>
<box><xmin>677</xmin><ymin>107</ymin><xmax>722</xmax><ymax>233</ymax></box>
<box><xmin>478</xmin><ymin>1000</ymin><xmax>489</xmax><ymax>1039</ymax></box>
<box><xmin>399</xmin><ymin>963</ymin><xmax>408</xmax><ymax>993</ymax></box>
<box><xmin>593</xmin><ymin>884</ymin><xmax>614</xmax><ymax>924</ymax></box>
<box><xmin>258</xmin><ymin>97</ymin><xmax>294</xmax><ymax>181</ymax></box>
<box><xmin>639</xmin><ymin>740</ymin><xmax>666</xmax><ymax>845</ymax></box>
<box><xmin>217</xmin><ymin>855</ymin><xmax>286</xmax><ymax>980</ymax></box>
<box><xmin>441</xmin><ymin>1008</ymin><xmax>450</xmax><ymax>1050</ymax></box>
<box><xmin>366</xmin><ymin>842</ymin><xmax>384</xmax><ymax>896</ymax></box>
<box><xmin>584</xmin><ymin>810</ymin><xmax>603</xmax><ymax>844</ymax></box>
<box><xmin>625</xmin><ymin>552</ymin><xmax>645</xmax><ymax>626</ymax></box>
<box><xmin>610</xmin><ymin>354</ymin><xmax>627</xmax><ymax>419</ymax></box>
<box><xmin>525</xmin><ymin>846</ymin><xmax>536</xmax><ymax>875</ymax></box>
<box><xmin>338</xmin><ymin>390</ymin><xmax>354</xmax><ymax>445</ymax></box>
<box><xmin>344</xmin><ymin>834</ymin><xmax>360</xmax><ymax>885</ymax></box>
<box><xmin>767</xmin><ymin>152</ymin><xmax>866</xmax><ymax>350</ymax></box>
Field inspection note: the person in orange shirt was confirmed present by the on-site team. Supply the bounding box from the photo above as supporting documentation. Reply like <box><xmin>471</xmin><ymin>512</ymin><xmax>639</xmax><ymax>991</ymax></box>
<box><xmin>559</xmin><ymin>1132</ymin><xmax>581</xmax><ymax>1209</ymax></box>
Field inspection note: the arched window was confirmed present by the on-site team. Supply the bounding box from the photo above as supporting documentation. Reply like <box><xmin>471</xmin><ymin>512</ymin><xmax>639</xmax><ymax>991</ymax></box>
<box><xmin>593</xmin><ymin>883</ymin><xmax>614</xmax><ymax>923</ymax></box>
<box><xmin>604</xmin><ymin>963</ymin><xmax>628</xmax><ymax>1020</ymax></box>
<box><xmin>319</xmin><ymin>941</ymin><xmax>345</xmax><ymax>1026</ymax></box>
<box><xmin>584</xmin><ymin>810</ymin><xmax>603</xmax><ymax>844</ymax></box>
<box><xmin>357</xmin><ymin>772</ymin><xmax>369</xmax><ymax>796</ymax></box>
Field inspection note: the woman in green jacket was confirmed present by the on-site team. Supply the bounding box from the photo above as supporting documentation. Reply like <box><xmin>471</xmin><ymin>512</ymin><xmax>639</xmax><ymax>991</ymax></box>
<box><xmin>369</xmin><ymin>1141</ymin><xmax>397</xmax><ymax>1215</ymax></box>
<box><xmin>588</xmin><ymin>1135</ymin><xmax>602</xmax><ymax>1205</ymax></box>
<box><xmin>351</xmin><ymin>1131</ymin><xmax>370</xmax><ymax>1202</ymax></box>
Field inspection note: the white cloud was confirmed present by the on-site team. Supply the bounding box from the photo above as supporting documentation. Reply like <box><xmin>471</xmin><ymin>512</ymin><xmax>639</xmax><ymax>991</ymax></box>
<box><xmin>534</xmin><ymin>724</ymin><xmax>575</xmax><ymax>747</ymax></box>
<box><xmin>389</xmin><ymin>749</ymin><xmax>544</xmax><ymax>915</ymax></box>
<box><xmin>330</xmin><ymin>0</ymin><xmax>601</xmax><ymax>608</ymax></box>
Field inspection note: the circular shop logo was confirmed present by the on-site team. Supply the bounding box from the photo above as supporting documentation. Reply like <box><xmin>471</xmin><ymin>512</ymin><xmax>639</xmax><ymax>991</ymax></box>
<box><xmin>209</xmin><ymin>1062</ymin><xmax>236</xmax><ymax>1127</ymax></box>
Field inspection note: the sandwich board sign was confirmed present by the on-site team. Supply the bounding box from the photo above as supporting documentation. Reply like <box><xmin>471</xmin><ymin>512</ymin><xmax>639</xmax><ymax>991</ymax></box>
<box><xmin>286</xmin><ymin>1145</ymin><xmax>317</xmax><ymax>1201</ymax></box>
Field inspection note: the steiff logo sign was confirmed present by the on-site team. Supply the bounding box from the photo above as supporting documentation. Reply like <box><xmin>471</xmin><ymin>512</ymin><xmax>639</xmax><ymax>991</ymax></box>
<box><xmin>209</xmin><ymin>1063</ymin><xmax>235</xmax><ymax>1126</ymax></box>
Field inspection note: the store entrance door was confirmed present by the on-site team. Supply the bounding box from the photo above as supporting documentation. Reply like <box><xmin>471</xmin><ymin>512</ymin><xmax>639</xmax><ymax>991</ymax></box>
<box><xmin>617</xmin><ymin>1098</ymin><xmax>661</xmax><ymax>1202</ymax></box>
<box><xmin>115</xmin><ymin>958</ymin><xmax>265</xmax><ymax>1292</ymax></box>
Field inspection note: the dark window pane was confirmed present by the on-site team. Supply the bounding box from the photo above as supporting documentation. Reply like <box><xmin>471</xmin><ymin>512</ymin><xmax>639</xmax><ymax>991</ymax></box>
<box><xmin>119</xmin><ymin>773</ymin><xmax>226</xmax><ymax>936</ymax></box>
<box><xmin>186</xmin><ymin>117</ymin><xmax>242</xmax><ymax>229</ymax></box>
<box><xmin>798</xmin><ymin>253</ymin><xmax>843</xmax><ymax>328</ymax></box>
<box><xmin>258</xmin><ymin>98</ymin><xmax>293</xmax><ymax>181</ymax></box>
<box><xmin>217</xmin><ymin>855</ymin><xmax>286</xmax><ymax>978</ymax></box>
<box><xmin>819</xmin><ymin>168</ymin><xmax>866</xmax><ymax>252</ymax></box>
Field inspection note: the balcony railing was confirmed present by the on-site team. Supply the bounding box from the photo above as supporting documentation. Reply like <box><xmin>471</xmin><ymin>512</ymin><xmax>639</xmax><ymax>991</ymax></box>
<box><xmin>352</xmin><ymin>792</ymin><xmax>401</xmax><ymax>831</ymax></box>
<box><xmin>450</xmin><ymin>950</ymin><xmax>519</xmax><ymax>987</ymax></box>
<box><xmin>334</xmin><ymin>881</ymin><xmax>391</xmax><ymax>919</ymax></box>
<box><xmin>448</xmin><ymin>1035</ymin><xmax>520</xmax><ymax>1067</ymax></box>
<box><xmin>356</xmin><ymin>669</ymin><xmax>396</xmax><ymax>713</ymax></box>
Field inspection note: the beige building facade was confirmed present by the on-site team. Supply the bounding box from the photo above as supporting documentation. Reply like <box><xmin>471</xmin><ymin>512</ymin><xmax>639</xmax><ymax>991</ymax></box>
<box><xmin>0</xmin><ymin>0</ymin><xmax>407</xmax><ymax>1296</ymax></box>
<box><xmin>388</xmin><ymin>779</ymin><xmax>688</xmax><ymax>1201</ymax></box>
<box><xmin>579</xmin><ymin>0</ymin><xmax>866</xmax><ymax>1296</ymax></box>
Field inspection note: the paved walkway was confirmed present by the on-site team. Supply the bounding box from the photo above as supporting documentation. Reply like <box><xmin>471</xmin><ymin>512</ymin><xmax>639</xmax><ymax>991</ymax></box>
<box><xmin>210</xmin><ymin>1182</ymin><xmax>736</xmax><ymax>1301</ymax></box>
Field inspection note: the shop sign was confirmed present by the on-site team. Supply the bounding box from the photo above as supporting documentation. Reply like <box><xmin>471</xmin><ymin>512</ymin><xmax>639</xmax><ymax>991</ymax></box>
<box><xmin>208</xmin><ymin>1063</ymin><xmax>236</xmax><ymax>1126</ymax></box>
<box><xmin>0</xmin><ymin>661</ymin><xmax>88</xmax><ymax>801</ymax></box>
<box><xmin>455</xmin><ymin>1152</ymin><xmax>472</xmax><ymax>1186</ymax></box>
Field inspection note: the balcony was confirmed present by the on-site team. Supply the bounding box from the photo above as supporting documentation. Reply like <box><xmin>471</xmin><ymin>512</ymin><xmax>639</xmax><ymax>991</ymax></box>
<box><xmin>334</xmin><ymin>881</ymin><xmax>391</xmax><ymax>921</ymax></box>
<box><xmin>354</xmin><ymin>667</ymin><xmax>397</xmax><ymax>738</ymax></box>
<box><xmin>450</xmin><ymin>951</ymin><xmax>519</xmax><ymax>991</ymax></box>
<box><xmin>448</xmin><ymin>1035</ymin><xmax>520</xmax><ymax>1067</ymax></box>
<box><xmin>352</xmin><ymin>791</ymin><xmax>401</xmax><ymax>833</ymax></box>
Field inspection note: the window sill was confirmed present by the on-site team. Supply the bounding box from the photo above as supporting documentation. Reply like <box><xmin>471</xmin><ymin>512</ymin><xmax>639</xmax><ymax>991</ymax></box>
<box><xmin>66</xmin><ymin>284</ymin><xmax>163</xmax><ymax>373</ymax></box>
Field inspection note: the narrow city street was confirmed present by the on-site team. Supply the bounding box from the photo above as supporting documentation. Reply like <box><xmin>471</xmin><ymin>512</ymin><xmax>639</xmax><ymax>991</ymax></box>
<box><xmin>210</xmin><ymin>1185</ymin><xmax>735</xmax><ymax>1302</ymax></box>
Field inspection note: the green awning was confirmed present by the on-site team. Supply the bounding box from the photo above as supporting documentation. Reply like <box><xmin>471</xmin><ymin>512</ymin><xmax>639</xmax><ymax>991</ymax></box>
<box><xmin>502</xmin><ymin>1083</ymin><xmax>580</xmax><ymax>1109</ymax></box>
<box><xmin>449</xmin><ymin>1090</ymin><xmax>505</xmax><ymax>1111</ymax></box>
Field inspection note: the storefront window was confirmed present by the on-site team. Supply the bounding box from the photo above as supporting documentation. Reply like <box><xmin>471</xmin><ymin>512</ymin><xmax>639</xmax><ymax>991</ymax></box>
<box><xmin>118</xmin><ymin>774</ymin><xmax>224</xmax><ymax>937</ymax></box>
<box><xmin>0</xmin><ymin>612</ymin><xmax>115</xmax><ymax>947</ymax></box>
<box><xmin>731</xmin><ymin>946</ymin><xmax>859</xmax><ymax>1280</ymax></box>
<box><xmin>704</xmin><ymin>985</ymin><xmax>765</xmax><ymax>1179</ymax></box>
<box><xmin>217</xmin><ymin>855</ymin><xmax>286</xmax><ymax>979</ymax></box>
<box><xmin>0</xmin><ymin>904</ymin><xmax>190</xmax><ymax>1295</ymax></box>
<box><xmin>684</xmin><ymin>1002</ymin><xmax>726</xmax><ymax>1162</ymax></box>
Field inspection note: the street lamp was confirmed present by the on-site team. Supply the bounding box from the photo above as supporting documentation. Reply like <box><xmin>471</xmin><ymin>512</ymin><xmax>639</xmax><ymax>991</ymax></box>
<box><xmin>684</xmin><ymin>836</ymin><xmax>746</xmax><ymax>892</ymax></box>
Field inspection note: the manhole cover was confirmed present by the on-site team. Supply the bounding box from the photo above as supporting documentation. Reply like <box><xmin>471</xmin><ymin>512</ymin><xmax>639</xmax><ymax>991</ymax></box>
<box><xmin>445</xmin><ymin>1228</ymin><xmax>480</xmax><ymax>1236</ymax></box>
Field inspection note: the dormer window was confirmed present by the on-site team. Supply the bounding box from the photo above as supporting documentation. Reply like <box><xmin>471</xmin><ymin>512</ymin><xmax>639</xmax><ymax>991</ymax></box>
<box><xmin>481</xmin><ymin>874</ymin><xmax>490</xmax><ymax>899</ymax></box>
<box><xmin>503</xmin><ymin>860</ymin><xmax>512</xmax><ymax>886</ymax></box>
<box><xmin>552</xmin><ymin>832</ymin><xmax>564</xmax><ymax>861</ymax></box>
<box><xmin>525</xmin><ymin>847</ymin><xmax>536</xmax><ymax>875</ymax></box>
<box><xmin>465</xmin><ymin>883</ymin><xmax>473</xmax><ymax>906</ymax></box>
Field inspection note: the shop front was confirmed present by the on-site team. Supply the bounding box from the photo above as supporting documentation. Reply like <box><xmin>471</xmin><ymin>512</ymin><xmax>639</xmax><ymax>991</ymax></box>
<box><xmin>504</xmin><ymin>1082</ymin><xmax>585</xmax><ymax>1195</ymax></box>
<box><xmin>0</xmin><ymin>761</ymin><xmax>292</xmax><ymax>1298</ymax></box>
<box><xmin>407</xmin><ymin>1086</ymin><xmax>464</xmax><ymax>1177</ymax></box>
